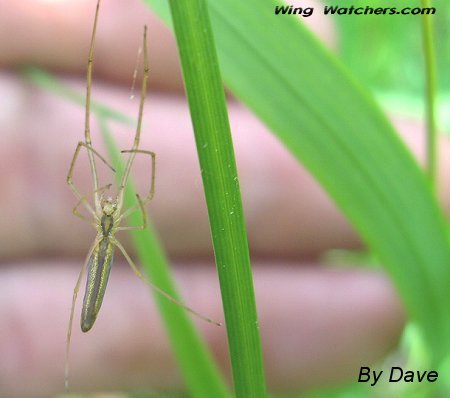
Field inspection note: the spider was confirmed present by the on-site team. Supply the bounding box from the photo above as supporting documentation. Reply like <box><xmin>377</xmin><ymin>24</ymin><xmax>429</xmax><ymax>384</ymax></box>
<box><xmin>64</xmin><ymin>0</ymin><xmax>219</xmax><ymax>392</ymax></box>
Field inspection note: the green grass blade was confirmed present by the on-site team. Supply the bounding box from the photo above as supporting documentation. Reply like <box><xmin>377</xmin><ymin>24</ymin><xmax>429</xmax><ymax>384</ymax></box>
<box><xmin>99</xmin><ymin>118</ymin><xmax>230</xmax><ymax>398</ymax></box>
<box><xmin>145</xmin><ymin>0</ymin><xmax>450</xmax><ymax>366</ymax></box>
<box><xmin>22</xmin><ymin>66</ymin><xmax>134</xmax><ymax>125</ymax></box>
<box><xmin>167</xmin><ymin>1</ymin><xmax>267</xmax><ymax>397</ymax></box>
<box><xmin>420</xmin><ymin>0</ymin><xmax>438</xmax><ymax>187</ymax></box>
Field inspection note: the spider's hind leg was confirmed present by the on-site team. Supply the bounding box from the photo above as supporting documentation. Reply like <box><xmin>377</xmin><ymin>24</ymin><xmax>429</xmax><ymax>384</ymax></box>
<box><xmin>111</xmin><ymin>237</ymin><xmax>222</xmax><ymax>327</ymax></box>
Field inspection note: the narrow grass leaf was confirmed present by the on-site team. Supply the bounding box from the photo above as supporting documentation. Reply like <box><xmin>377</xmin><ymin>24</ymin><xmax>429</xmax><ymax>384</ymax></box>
<box><xmin>100</xmin><ymin>118</ymin><xmax>230</xmax><ymax>398</ymax></box>
<box><xmin>22</xmin><ymin>66</ymin><xmax>134</xmax><ymax>125</ymax></box>
<box><xmin>145</xmin><ymin>0</ymin><xmax>450</xmax><ymax>365</ymax></box>
<box><xmin>167</xmin><ymin>0</ymin><xmax>267</xmax><ymax>397</ymax></box>
<box><xmin>420</xmin><ymin>0</ymin><xmax>438</xmax><ymax>187</ymax></box>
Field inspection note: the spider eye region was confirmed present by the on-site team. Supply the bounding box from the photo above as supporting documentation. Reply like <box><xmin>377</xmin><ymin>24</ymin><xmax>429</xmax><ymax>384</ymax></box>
<box><xmin>101</xmin><ymin>198</ymin><xmax>117</xmax><ymax>216</ymax></box>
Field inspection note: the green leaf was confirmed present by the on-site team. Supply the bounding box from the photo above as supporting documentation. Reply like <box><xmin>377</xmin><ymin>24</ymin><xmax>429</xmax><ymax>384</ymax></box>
<box><xmin>166</xmin><ymin>1</ymin><xmax>267</xmax><ymax>397</ymax></box>
<box><xmin>420</xmin><ymin>0</ymin><xmax>438</xmax><ymax>187</ymax></box>
<box><xmin>22</xmin><ymin>66</ymin><xmax>134</xmax><ymax>125</ymax></box>
<box><xmin>145</xmin><ymin>0</ymin><xmax>450</xmax><ymax>366</ymax></box>
<box><xmin>100</xmin><ymin>118</ymin><xmax>230</xmax><ymax>398</ymax></box>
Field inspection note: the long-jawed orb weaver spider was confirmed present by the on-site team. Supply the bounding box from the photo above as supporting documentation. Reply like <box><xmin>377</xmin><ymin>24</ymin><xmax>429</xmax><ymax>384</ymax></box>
<box><xmin>64</xmin><ymin>0</ymin><xmax>220</xmax><ymax>391</ymax></box>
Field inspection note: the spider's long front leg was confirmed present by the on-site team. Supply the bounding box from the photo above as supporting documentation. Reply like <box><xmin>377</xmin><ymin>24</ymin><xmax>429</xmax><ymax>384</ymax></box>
<box><xmin>117</xmin><ymin>26</ymin><xmax>149</xmax><ymax>213</ymax></box>
<box><xmin>84</xmin><ymin>0</ymin><xmax>102</xmax><ymax>209</ymax></box>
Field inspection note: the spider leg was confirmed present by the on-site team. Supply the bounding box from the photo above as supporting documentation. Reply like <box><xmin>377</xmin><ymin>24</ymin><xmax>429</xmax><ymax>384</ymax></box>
<box><xmin>84</xmin><ymin>0</ymin><xmax>101</xmax><ymax>206</ymax></box>
<box><xmin>115</xmin><ymin>149</ymin><xmax>155</xmax><ymax>228</ymax></box>
<box><xmin>111</xmin><ymin>237</ymin><xmax>222</xmax><ymax>326</ymax></box>
<box><xmin>117</xmin><ymin>26</ymin><xmax>149</xmax><ymax>212</ymax></box>
<box><xmin>73</xmin><ymin>183</ymin><xmax>113</xmax><ymax>225</ymax></box>
<box><xmin>116</xmin><ymin>194</ymin><xmax>147</xmax><ymax>231</ymax></box>
<box><xmin>65</xmin><ymin>238</ymin><xmax>101</xmax><ymax>392</ymax></box>
<box><xmin>67</xmin><ymin>141</ymin><xmax>115</xmax><ymax>215</ymax></box>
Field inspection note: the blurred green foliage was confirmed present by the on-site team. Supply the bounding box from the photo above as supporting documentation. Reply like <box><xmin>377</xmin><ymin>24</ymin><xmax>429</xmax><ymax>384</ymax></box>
<box><xmin>326</xmin><ymin>0</ymin><xmax>450</xmax><ymax>94</ymax></box>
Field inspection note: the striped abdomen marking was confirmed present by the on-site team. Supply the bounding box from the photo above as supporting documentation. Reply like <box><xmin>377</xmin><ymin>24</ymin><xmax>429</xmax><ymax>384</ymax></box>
<box><xmin>81</xmin><ymin>238</ymin><xmax>114</xmax><ymax>332</ymax></box>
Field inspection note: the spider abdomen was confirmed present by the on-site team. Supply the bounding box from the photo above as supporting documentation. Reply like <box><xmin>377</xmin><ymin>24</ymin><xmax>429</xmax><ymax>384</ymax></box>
<box><xmin>81</xmin><ymin>238</ymin><xmax>114</xmax><ymax>332</ymax></box>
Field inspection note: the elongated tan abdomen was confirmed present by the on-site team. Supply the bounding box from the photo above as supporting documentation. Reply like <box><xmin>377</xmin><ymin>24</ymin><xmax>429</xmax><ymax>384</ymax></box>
<box><xmin>81</xmin><ymin>238</ymin><xmax>114</xmax><ymax>332</ymax></box>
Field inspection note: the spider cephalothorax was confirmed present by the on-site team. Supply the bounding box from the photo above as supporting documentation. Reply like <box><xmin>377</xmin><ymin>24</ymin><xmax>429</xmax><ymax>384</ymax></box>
<box><xmin>100</xmin><ymin>196</ymin><xmax>117</xmax><ymax>216</ymax></box>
